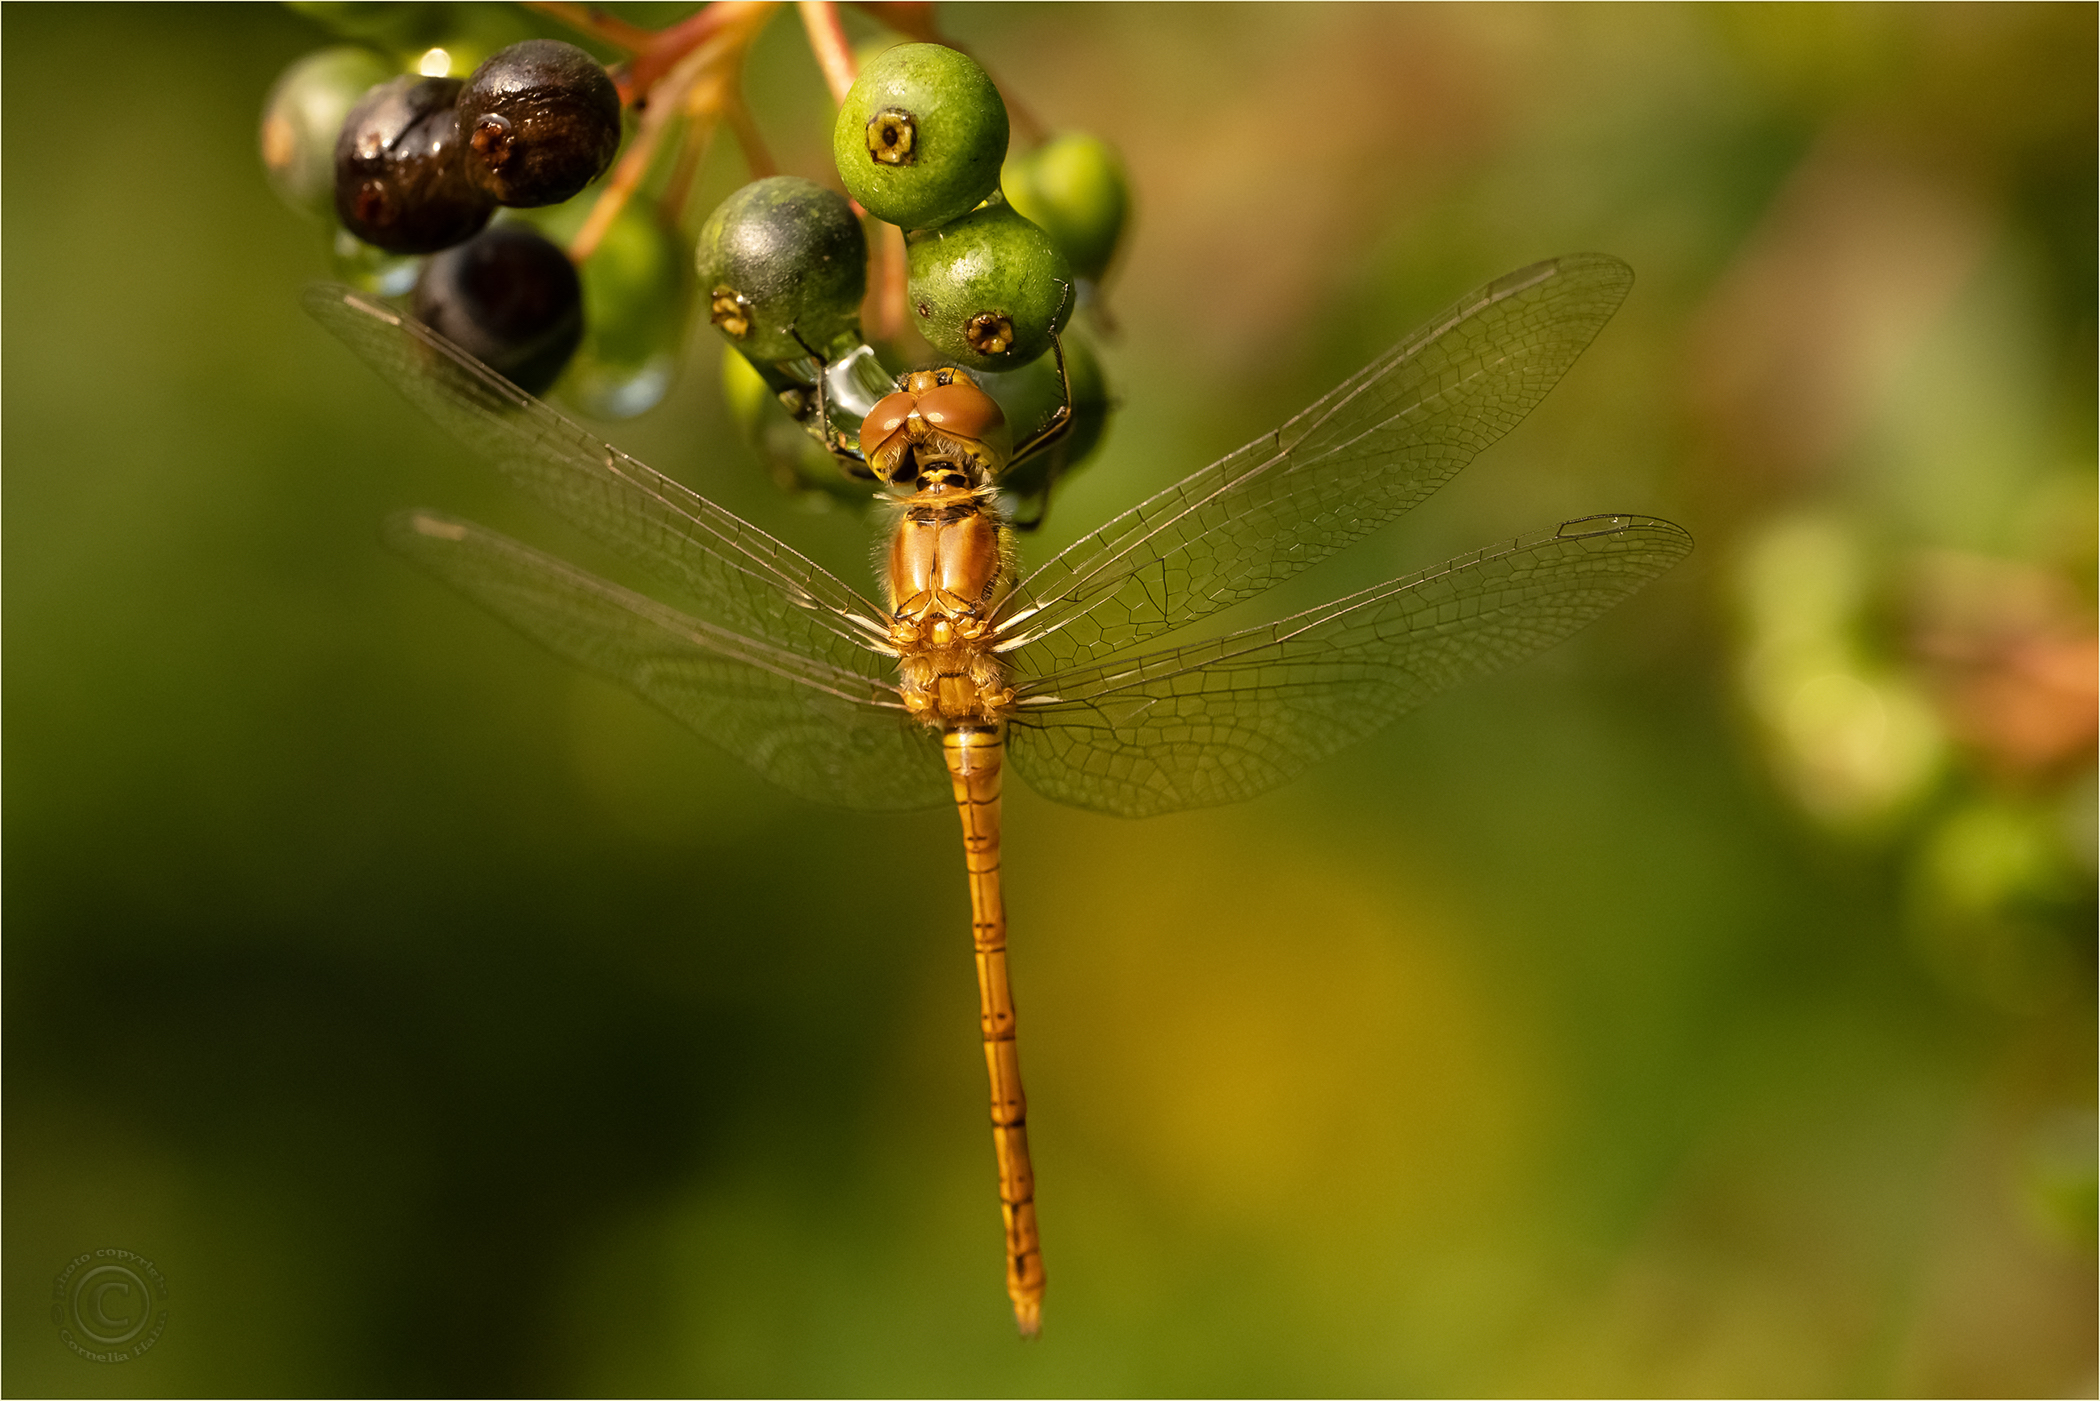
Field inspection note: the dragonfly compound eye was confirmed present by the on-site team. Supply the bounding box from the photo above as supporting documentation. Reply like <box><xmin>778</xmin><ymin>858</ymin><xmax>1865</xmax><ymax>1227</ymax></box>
<box><xmin>859</xmin><ymin>390</ymin><xmax>920</xmax><ymax>482</ymax></box>
<box><xmin>914</xmin><ymin>376</ymin><xmax>1007</xmax><ymax>445</ymax></box>
<box><xmin>859</xmin><ymin>376</ymin><xmax>1011</xmax><ymax>485</ymax></box>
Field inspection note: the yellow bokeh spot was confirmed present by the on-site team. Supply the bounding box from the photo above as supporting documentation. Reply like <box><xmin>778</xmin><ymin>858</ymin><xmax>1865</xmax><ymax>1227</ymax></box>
<box><xmin>1015</xmin><ymin>807</ymin><xmax>1542</xmax><ymax>1246</ymax></box>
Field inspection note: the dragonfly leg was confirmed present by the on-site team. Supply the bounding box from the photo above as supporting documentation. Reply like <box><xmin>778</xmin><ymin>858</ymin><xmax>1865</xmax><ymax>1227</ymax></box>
<box><xmin>787</xmin><ymin>325</ymin><xmax>872</xmax><ymax>474</ymax></box>
<box><xmin>1006</xmin><ymin>327</ymin><xmax>1075</xmax><ymax>472</ymax></box>
<box><xmin>942</xmin><ymin>724</ymin><xmax>1044</xmax><ymax>1335</ymax></box>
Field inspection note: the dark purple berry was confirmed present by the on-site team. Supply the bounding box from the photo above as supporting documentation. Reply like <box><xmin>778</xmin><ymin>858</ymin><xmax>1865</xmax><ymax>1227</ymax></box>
<box><xmin>457</xmin><ymin>40</ymin><xmax>621</xmax><ymax>208</ymax></box>
<box><xmin>412</xmin><ymin>223</ymin><xmax>583</xmax><ymax>394</ymax></box>
<box><xmin>261</xmin><ymin>46</ymin><xmax>395</xmax><ymax>221</ymax></box>
<box><xmin>334</xmin><ymin>74</ymin><xmax>493</xmax><ymax>253</ymax></box>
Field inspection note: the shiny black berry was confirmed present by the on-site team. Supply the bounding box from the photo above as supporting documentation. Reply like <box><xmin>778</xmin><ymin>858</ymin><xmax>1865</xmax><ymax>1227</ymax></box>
<box><xmin>334</xmin><ymin>74</ymin><xmax>494</xmax><ymax>253</ymax></box>
<box><xmin>458</xmin><ymin>40</ymin><xmax>622</xmax><ymax>208</ymax></box>
<box><xmin>260</xmin><ymin>46</ymin><xmax>395</xmax><ymax>221</ymax></box>
<box><xmin>412</xmin><ymin>222</ymin><xmax>583</xmax><ymax>394</ymax></box>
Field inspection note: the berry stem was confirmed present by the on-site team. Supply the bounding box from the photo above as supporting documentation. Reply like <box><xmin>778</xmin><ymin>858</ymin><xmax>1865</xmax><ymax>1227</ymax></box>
<box><xmin>798</xmin><ymin>0</ymin><xmax>859</xmax><ymax>105</ymax></box>
<box><xmin>659</xmin><ymin>108</ymin><xmax>719</xmax><ymax>228</ymax></box>
<box><xmin>567</xmin><ymin>88</ymin><xmax>679</xmax><ymax>261</ymax></box>
<box><xmin>628</xmin><ymin>1</ymin><xmax>777</xmax><ymax>104</ymax></box>
<box><xmin>866</xmin><ymin>220</ymin><xmax>907</xmax><ymax>341</ymax></box>
<box><xmin>567</xmin><ymin>1</ymin><xmax>779</xmax><ymax>263</ymax></box>
<box><xmin>723</xmin><ymin>89</ymin><xmax>777</xmax><ymax>177</ymax></box>
<box><xmin>522</xmin><ymin>2</ymin><xmax>656</xmax><ymax>54</ymax></box>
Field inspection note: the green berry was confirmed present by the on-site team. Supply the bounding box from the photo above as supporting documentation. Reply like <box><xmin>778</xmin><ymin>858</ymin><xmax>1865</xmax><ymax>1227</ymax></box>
<box><xmin>906</xmin><ymin>201</ymin><xmax>1072</xmax><ymax>370</ymax></box>
<box><xmin>696</xmin><ymin>176</ymin><xmax>867</xmax><ymax>365</ymax></box>
<box><xmin>833</xmin><ymin>43</ymin><xmax>1007</xmax><ymax>230</ymax></box>
<box><xmin>1002</xmin><ymin>132</ymin><xmax>1130</xmax><ymax>282</ymax></box>
<box><xmin>978</xmin><ymin>332</ymin><xmax>1110</xmax><ymax>512</ymax></box>
<box><xmin>259</xmin><ymin>46</ymin><xmax>396</xmax><ymax>220</ymax></box>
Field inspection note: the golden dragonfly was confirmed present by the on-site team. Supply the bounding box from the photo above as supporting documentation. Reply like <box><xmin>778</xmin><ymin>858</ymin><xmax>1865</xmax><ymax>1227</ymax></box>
<box><xmin>308</xmin><ymin>250</ymin><xmax>1690</xmax><ymax>1336</ymax></box>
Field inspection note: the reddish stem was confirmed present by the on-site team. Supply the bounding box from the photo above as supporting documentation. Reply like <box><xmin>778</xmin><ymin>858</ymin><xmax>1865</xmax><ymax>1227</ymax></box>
<box><xmin>723</xmin><ymin>90</ymin><xmax>777</xmax><ymax>177</ymax></box>
<box><xmin>849</xmin><ymin>2</ymin><xmax>938</xmax><ymax>40</ymax></box>
<box><xmin>866</xmin><ymin>220</ymin><xmax>907</xmax><ymax>341</ymax></box>
<box><xmin>630</xmin><ymin>2</ymin><xmax>770</xmax><ymax>103</ymax></box>
<box><xmin>523</xmin><ymin>1</ymin><xmax>656</xmax><ymax>53</ymax></box>
<box><xmin>798</xmin><ymin>0</ymin><xmax>859</xmax><ymax>104</ymax></box>
<box><xmin>568</xmin><ymin>81</ymin><xmax>683</xmax><ymax>261</ymax></box>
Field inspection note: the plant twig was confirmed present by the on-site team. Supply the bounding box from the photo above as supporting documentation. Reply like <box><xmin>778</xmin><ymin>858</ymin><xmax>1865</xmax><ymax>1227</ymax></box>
<box><xmin>569</xmin><ymin>2</ymin><xmax>782</xmax><ymax>261</ymax></box>
<box><xmin>659</xmin><ymin>108</ymin><xmax>720</xmax><ymax>230</ymax></box>
<box><xmin>866</xmin><ymin>221</ymin><xmax>906</xmax><ymax>341</ymax></box>
<box><xmin>523</xmin><ymin>1</ymin><xmax>655</xmax><ymax>53</ymax></box>
<box><xmin>568</xmin><ymin>81</ymin><xmax>683</xmax><ymax>261</ymax></box>
<box><xmin>630</xmin><ymin>1</ymin><xmax>778</xmax><ymax>105</ymax></box>
<box><xmin>722</xmin><ymin>89</ymin><xmax>777</xmax><ymax>177</ymax></box>
<box><xmin>798</xmin><ymin>0</ymin><xmax>858</xmax><ymax>104</ymax></box>
<box><xmin>570</xmin><ymin>36</ymin><xmax>712</xmax><ymax>260</ymax></box>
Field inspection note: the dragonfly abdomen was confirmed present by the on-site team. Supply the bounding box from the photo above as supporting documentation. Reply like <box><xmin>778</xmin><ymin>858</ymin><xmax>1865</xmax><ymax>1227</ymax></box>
<box><xmin>943</xmin><ymin>724</ymin><xmax>1045</xmax><ymax>1335</ymax></box>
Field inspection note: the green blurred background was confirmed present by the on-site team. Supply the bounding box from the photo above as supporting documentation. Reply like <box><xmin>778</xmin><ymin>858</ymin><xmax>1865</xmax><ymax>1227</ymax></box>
<box><xmin>5</xmin><ymin>3</ymin><xmax>2093</xmax><ymax>1394</ymax></box>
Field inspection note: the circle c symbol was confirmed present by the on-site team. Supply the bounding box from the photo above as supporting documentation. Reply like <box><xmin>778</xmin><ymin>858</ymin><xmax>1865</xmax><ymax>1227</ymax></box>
<box><xmin>70</xmin><ymin>1265</ymin><xmax>150</xmax><ymax>1347</ymax></box>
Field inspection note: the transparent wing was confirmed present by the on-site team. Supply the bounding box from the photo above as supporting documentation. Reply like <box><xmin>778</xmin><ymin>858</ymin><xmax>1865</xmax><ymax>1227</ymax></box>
<box><xmin>305</xmin><ymin>284</ymin><xmax>898</xmax><ymax>683</ymax></box>
<box><xmin>1006</xmin><ymin>514</ymin><xmax>1691</xmax><ymax>818</ymax></box>
<box><xmin>993</xmin><ymin>253</ymin><xmax>1634</xmax><ymax>673</ymax></box>
<box><xmin>388</xmin><ymin>511</ymin><xmax>949</xmax><ymax>812</ymax></box>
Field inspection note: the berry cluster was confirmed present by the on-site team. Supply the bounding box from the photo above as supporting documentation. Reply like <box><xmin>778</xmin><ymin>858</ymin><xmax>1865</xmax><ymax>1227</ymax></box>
<box><xmin>264</xmin><ymin>31</ymin><xmax>619</xmax><ymax>394</ymax></box>
<box><xmin>266</xmin><ymin>7</ymin><xmax>1130</xmax><ymax>522</ymax></box>
<box><xmin>332</xmin><ymin>40</ymin><xmax>619</xmax><ymax>253</ymax></box>
<box><xmin>705</xmin><ymin>42</ymin><xmax>1128</xmax><ymax>523</ymax></box>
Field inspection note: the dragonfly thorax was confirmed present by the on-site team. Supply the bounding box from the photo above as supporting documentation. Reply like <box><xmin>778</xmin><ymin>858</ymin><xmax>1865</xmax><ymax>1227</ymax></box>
<box><xmin>886</xmin><ymin>482</ymin><xmax>1015</xmax><ymax>726</ymax></box>
<box><xmin>895</xmin><ymin>630</ymin><xmax>1014</xmax><ymax>725</ymax></box>
<box><xmin>886</xmin><ymin>486</ymin><xmax>1011</xmax><ymax>621</ymax></box>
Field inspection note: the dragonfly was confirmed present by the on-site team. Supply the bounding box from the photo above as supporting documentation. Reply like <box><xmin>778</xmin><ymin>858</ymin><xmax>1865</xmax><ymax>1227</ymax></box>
<box><xmin>307</xmin><ymin>250</ymin><xmax>1691</xmax><ymax>1336</ymax></box>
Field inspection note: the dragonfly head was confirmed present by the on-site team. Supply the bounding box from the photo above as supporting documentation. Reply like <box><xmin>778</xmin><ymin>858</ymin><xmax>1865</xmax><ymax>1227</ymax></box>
<box><xmin>860</xmin><ymin>367</ymin><xmax>1011</xmax><ymax>489</ymax></box>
